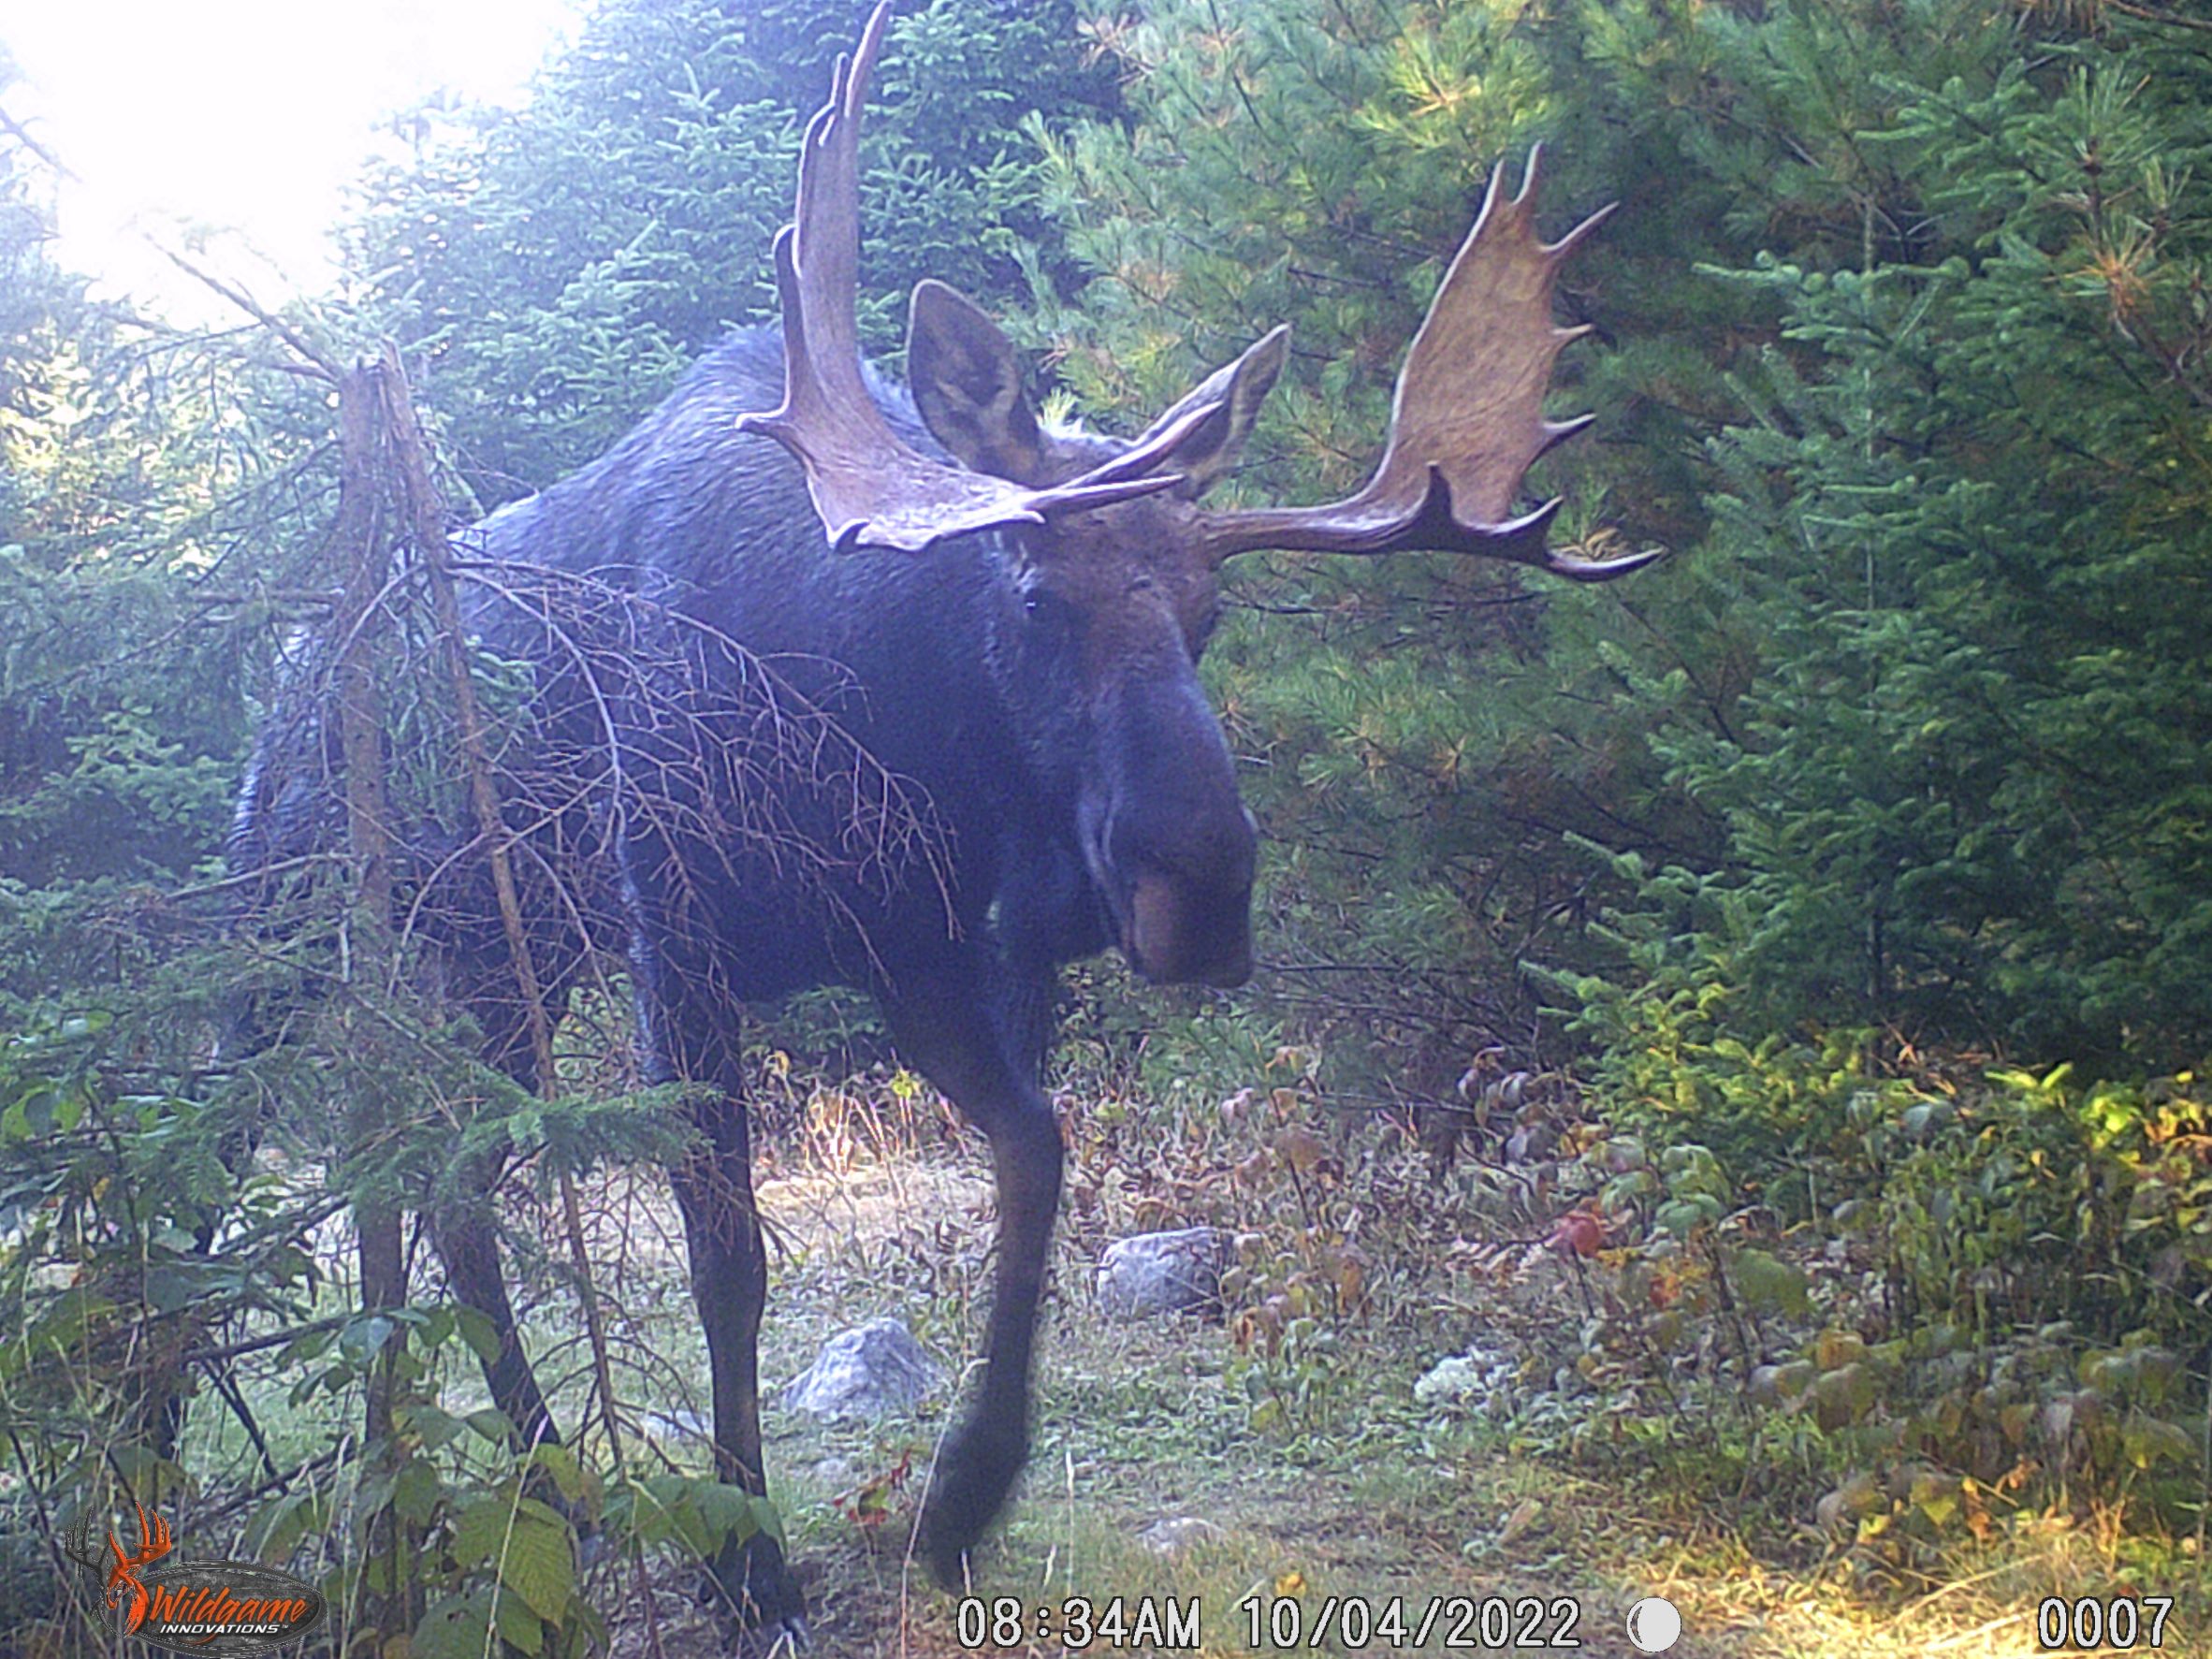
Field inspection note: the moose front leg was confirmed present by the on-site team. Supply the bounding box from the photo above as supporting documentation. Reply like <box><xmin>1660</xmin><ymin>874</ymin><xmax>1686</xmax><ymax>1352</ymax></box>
<box><xmin>882</xmin><ymin>976</ymin><xmax>1066</xmax><ymax>1583</ymax></box>
<box><xmin>636</xmin><ymin>956</ymin><xmax>808</xmax><ymax>1644</ymax></box>
<box><xmin>926</xmin><ymin>1101</ymin><xmax>1062</xmax><ymax>1582</ymax></box>
<box><xmin>666</xmin><ymin>1096</ymin><xmax>808</xmax><ymax>1636</ymax></box>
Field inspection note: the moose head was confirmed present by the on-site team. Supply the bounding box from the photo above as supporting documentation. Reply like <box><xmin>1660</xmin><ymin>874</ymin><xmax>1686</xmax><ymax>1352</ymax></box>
<box><xmin>737</xmin><ymin>3</ymin><xmax>1654</xmax><ymax>997</ymax></box>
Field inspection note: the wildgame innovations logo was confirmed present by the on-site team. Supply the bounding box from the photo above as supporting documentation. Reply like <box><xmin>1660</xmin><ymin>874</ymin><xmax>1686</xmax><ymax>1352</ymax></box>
<box><xmin>62</xmin><ymin>1498</ymin><xmax>326</xmax><ymax>1655</ymax></box>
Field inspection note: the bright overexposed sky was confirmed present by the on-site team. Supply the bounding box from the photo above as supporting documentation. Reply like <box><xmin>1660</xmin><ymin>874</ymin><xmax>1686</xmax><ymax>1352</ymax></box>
<box><xmin>0</xmin><ymin>0</ymin><xmax>579</xmax><ymax>322</ymax></box>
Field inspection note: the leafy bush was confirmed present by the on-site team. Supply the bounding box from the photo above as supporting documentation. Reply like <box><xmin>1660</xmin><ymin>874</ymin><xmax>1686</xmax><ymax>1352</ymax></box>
<box><xmin>1533</xmin><ymin>1016</ymin><xmax>2212</xmax><ymax>1544</ymax></box>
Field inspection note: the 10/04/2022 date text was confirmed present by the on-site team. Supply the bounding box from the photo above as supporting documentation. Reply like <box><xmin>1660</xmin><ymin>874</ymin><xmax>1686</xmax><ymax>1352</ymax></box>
<box><xmin>1242</xmin><ymin>1594</ymin><xmax>1588</xmax><ymax>1650</ymax></box>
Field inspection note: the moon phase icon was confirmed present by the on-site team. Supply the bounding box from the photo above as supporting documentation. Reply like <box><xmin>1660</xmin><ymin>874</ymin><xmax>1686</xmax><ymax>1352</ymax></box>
<box><xmin>1625</xmin><ymin>1595</ymin><xmax>1683</xmax><ymax>1653</ymax></box>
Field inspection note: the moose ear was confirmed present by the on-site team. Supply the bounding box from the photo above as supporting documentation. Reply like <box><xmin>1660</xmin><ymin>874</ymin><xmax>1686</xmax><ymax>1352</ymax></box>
<box><xmin>1133</xmin><ymin>326</ymin><xmax>1289</xmax><ymax>498</ymax></box>
<box><xmin>907</xmin><ymin>279</ymin><xmax>1052</xmax><ymax>483</ymax></box>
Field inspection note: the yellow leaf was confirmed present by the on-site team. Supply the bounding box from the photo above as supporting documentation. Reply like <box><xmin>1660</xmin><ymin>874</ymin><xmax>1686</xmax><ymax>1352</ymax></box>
<box><xmin>1276</xmin><ymin>1128</ymin><xmax>1326</xmax><ymax>1173</ymax></box>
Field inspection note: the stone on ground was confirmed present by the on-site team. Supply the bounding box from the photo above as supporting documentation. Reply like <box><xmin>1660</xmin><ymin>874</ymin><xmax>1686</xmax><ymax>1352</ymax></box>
<box><xmin>1096</xmin><ymin>1227</ymin><xmax>1227</xmax><ymax>1319</ymax></box>
<box><xmin>780</xmin><ymin>1317</ymin><xmax>943</xmax><ymax>1419</ymax></box>
<box><xmin>1136</xmin><ymin>1516</ymin><xmax>1226</xmax><ymax>1556</ymax></box>
<box><xmin>1414</xmin><ymin>1344</ymin><xmax>1518</xmax><ymax>1414</ymax></box>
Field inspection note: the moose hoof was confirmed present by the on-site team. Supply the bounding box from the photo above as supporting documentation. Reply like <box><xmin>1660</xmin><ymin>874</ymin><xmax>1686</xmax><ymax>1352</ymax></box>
<box><xmin>919</xmin><ymin>1422</ymin><xmax>1027</xmax><ymax>1586</ymax></box>
<box><xmin>698</xmin><ymin>1530</ymin><xmax>808</xmax><ymax>1651</ymax></box>
<box><xmin>731</xmin><ymin>1614</ymin><xmax>809</xmax><ymax>1657</ymax></box>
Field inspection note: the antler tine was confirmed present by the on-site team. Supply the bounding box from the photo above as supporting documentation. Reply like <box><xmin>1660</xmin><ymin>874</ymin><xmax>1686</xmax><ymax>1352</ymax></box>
<box><xmin>59</xmin><ymin>1519</ymin><xmax>100</xmax><ymax>1572</ymax></box>
<box><xmin>108</xmin><ymin>1498</ymin><xmax>171</xmax><ymax>1576</ymax></box>
<box><xmin>1200</xmin><ymin>146</ymin><xmax>1657</xmax><ymax>581</ymax></box>
<box><xmin>738</xmin><ymin>2</ymin><xmax>1178</xmax><ymax>553</ymax></box>
<box><xmin>763</xmin><ymin>3</ymin><xmax>883</xmax><ymax>449</ymax></box>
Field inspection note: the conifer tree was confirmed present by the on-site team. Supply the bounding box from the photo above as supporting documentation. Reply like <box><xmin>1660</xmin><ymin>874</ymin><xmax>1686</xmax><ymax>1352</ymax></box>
<box><xmin>1640</xmin><ymin>9</ymin><xmax>2212</xmax><ymax>1063</ymax></box>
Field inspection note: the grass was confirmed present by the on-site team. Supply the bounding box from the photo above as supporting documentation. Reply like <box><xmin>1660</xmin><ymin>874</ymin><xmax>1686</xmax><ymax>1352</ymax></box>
<box><xmin>521</xmin><ymin>1139</ymin><xmax>2212</xmax><ymax>1657</ymax></box>
<box><xmin>124</xmin><ymin>1073</ymin><xmax>2212</xmax><ymax>1659</ymax></box>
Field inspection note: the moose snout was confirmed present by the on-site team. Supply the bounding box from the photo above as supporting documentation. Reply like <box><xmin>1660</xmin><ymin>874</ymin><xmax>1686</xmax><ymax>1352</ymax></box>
<box><xmin>1077</xmin><ymin>668</ymin><xmax>1259</xmax><ymax>988</ymax></box>
<box><xmin>1113</xmin><ymin>802</ymin><xmax>1258</xmax><ymax>988</ymax></box>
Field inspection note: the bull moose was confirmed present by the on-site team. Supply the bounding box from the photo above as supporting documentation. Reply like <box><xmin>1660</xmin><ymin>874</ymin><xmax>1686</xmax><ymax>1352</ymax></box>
<box><xmin>230</xmin><ymin>1</ymin><xmax>1652</xmax><ymax>1641</ymax></box>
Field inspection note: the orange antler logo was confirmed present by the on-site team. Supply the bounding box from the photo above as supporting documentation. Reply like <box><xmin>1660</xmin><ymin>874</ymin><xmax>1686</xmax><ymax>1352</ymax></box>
<box><xmin>103</xmin><ymin>1498</ymin><xmax>175</xmax><ymax>1633</ymax></box>
<box><xmin>60</xmin><ymin>1492</ymin><xmax>324</xmax><ymax>1653</ymax></box>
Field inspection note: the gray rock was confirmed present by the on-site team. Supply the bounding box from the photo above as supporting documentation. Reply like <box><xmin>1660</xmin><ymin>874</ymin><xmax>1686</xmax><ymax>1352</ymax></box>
<box><xmin>780</xmin><ymin>1317</ymin><xmax>943</xmax><ymax>1419</ymax></box>
<box><xmin>1096</xmin><ymin>1227</ymin><xmax>1227</xmax><ymax>1319</ymax></box>
<box><xmin>1136</xmin><ymin>1516</ymin><xmax>1226</xmax><ymax>1556</ymax></box>
<box><xmin>808</xmin><ymin>1455</ymin><xmax>857</xmax><ymax>1487</ymax></box>
<box><xmin>1414</xmin><ymin>1345</ymin><xmax>1517</xmax><ymax>1414</ymax></box>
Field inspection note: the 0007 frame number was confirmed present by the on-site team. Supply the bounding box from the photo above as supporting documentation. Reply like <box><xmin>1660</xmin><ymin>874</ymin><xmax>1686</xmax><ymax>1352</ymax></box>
<box><xmin>2036</xmin><ymin>1597</ymin><xmax>2175</xmax><ymax>1650</ymax></box>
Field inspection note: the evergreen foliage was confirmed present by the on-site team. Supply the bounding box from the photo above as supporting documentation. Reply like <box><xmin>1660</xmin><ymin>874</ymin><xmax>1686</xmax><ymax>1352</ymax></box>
<box><xmin>347</xmin><ymin>0</ymin><xmax>1114</xmax><ymax>502</ymax></box>
<box><xmin>0</xmin><ymin>51</ymin><xmax>320</xmax><ymax>959</ymax></box>
<box><xmin>1572</xmin><ymin>4</ymin><xmax>2212</xmax><ymax>1068</ymax></box>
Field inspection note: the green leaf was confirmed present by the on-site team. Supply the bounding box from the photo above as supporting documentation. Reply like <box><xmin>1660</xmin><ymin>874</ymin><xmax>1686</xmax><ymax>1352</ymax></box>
<box><xmin>400</xmin><ymin>1403</ymin><xmax>466</xmax><ymax>1452</ymax></box>
<box><xmin>454</xmin><ymin>1307</ymin><xmax>503</xmax><ymax>1366</ymax></box>
<box><xmin>692</xmin><ymin>1481</ymin><xmax>763</xmax><ymax>1550</ymax></box>
<box><xmin>451</xmin><ymin>1496</ymin><xmax>515</xmax><ymax>1571</ymax></box>
<box><xmin>465</xmin><ymin>1407</ymin><xmax>517</xmax><ymax>1446</ymax></box>
<box><xmin>393</xmin><ymin>1460</ymin><xmax>444</xmax><ymax>1526</ymax></box>
<box><xmin>244</xmin><ymin>1490</ymin><xmax>327</xmax><ymax>1564</ymax></box>
<box><xmin>2120</xmin><ymin>1413</ymin><xmax>2195</xmax><ymax>1470</ymax></box>
<box><xmin>1813</xmin><ymin>1363</ymin><xmax>1875</xmax><ymax>1427</ymax></box>
<box><xmin>1731</xmin><ymin>1248</ymin><xmax>1811</xmax><ymax>1317</ymax></box>
<box><xmin>453</xmin><ymin>1496</ymin><xmax>573</xmax><ymax>1621</ymax></box>
<box><xmin>280</xmin><ymin>1326</ymin><xmax>337</xmax><ymax>1366</ymax></box>
<box><xmin>338</xmin><ymin>1314</ymin><xmax>396</xmax><ymax>1366</ymax></box>
<box><xmin>505</xmin><ymin>1503</ymin><xmax>575</xmax><ymax>1619</ymax></box>
<box><xmin>1910</xmin><ymin>1471</ymin><xmax>1959</xmax><ymax>1528</ymax></box>
<box><xmin>413</xmin><ymin>1591</ymin><xmax>493</xmax><ymax>1659</ymax></box>
<box><xmin>494</xmin><ymin>1587</ymin><xmax>546</xmax><ymax>1655</ymax></box>
<box><xmin>525</xmin><ymin>1443</ymin><xmax>586</xmax><ymax>1504</ymax></box>
<box><xmin>25</xmin><ymin>1286</ymin><xmax>117</xmax><ymax>1350</ymax></box>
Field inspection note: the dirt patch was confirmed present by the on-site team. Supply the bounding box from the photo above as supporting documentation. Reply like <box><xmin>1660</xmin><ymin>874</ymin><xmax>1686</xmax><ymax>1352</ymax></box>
<box><xmin>759</xmin><ymin>1160</ymin><xmax>995</xmax><ymax>1258</ymax></box>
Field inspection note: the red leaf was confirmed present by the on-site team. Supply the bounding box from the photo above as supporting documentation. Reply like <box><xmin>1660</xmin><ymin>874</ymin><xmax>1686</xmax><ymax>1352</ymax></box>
<box><xmin>1550</xmin><ymin>1212</ymin><xmax>1603</xmax><ymax>1258</ymax></box>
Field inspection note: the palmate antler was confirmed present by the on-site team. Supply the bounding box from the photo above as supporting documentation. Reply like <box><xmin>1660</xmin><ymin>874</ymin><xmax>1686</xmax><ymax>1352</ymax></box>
<box><xmin>745</xmin><ymin>4</ymin><xmax>1652</xmax><ymax>581</ymax></box>
<box><xmin>1197</xmin><ymin>149</ymin><xmax>1654</xmax><ymax>580</ymax></box>
<box><xmin>735</xmin><ymin>2</ymin><xmax>1196</xmax><ymax>551</ymax></box>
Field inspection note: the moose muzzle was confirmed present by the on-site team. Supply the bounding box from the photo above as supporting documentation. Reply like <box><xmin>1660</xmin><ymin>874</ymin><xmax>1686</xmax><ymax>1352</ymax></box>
<box><xmin>1126</xmin><ymin>851</ymin><xmax>1254</xmax><ymax>987</ymax></box>
<box><xmin>1084</xmin><ymin>675</ymin><xmax>1258</xmax><ymax>988</ymax></box>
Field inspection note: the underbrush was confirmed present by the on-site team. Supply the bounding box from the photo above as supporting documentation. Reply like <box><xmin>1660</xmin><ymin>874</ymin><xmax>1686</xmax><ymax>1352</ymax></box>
<box><xmin>1520</xmin><ymin>954</ymin><xmax>2212</xmax><ymax>1590</ymax></box>
<box><xmin>9</xmin><ymin>958</ymin><xmax>2211</xmax><ymax>1656</ymax></box>
<box><xmin>1010</xmin><ymin>974</ymin><xmax>2212</xmax><ymax>1629</ymax></box>
<box><xmin>758</xmin><ymin>977</ymin><xmax>2212</xmax><ymax>1612</ymax></box>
